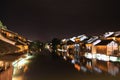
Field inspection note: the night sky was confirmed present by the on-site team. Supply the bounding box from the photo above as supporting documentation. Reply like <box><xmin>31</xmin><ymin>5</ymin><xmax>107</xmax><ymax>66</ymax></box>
<box><xmin>0</xmin><ymin>0</ymin><xmax>120</xmax><ymax>41</ymax></box>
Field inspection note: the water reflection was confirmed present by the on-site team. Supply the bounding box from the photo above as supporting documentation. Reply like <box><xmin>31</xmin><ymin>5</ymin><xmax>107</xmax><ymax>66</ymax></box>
<box><xmin>12</xmin><ymin>55</ymin><xmax>34</xmax><ymax>80</ymax></box>
<box><xmin>1</xmin><ymin>51</ymin><xmax>120</xmax><ymax>80</ymax></box>
<box><xmin>57</xmin><ymin>52</ymin><xmax>120</xmax><ymax>76</ymax></box>
<box><xmin>0</xmin><ymin>54</ymin><xmax>34</xmax><ymax>80</ymax></box>
<box><xmin>74</xmin><ymin>57</ymin><xmax>120</xmax><ymax>76</ymax></box>
<box><xmin>0</xmin><ymin>61</ymin><xmax>13</xmax><ymax>80</ymax></box>
<box><xmin>107</xmin><ymin>62</ymin><xmax>119</xmax><ymax>76</ymax></box>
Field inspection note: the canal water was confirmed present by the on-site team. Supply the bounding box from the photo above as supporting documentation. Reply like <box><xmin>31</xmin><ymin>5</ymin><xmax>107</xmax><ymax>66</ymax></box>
<box><xmin>12</xmin><ymin>50</ymin><xmax>120</xmax><ymax>80</ymax></box>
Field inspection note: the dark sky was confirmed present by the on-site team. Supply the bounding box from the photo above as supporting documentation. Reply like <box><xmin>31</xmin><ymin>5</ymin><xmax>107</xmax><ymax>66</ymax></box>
<box><xmin>0</xmin><ymin>0</ymin><xmax>120</xmax><ymax>41</ymax></box>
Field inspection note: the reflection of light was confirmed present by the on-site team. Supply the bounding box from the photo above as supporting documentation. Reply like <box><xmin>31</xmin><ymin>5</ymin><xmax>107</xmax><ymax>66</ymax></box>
<box><xmin>57</xmin><ymin>49</ymin><xmax>67</xmax><ymax>52</ymax></box>
<box><xmin>85</xmin><ymin>53</ymin><xmax>110</xmax><ymax>61</ymax></box>
<box><xmin>71</xmin><ymin>59</ymin><xmax>75</xmax><ymax>64</ymax></box>
<box><xmin>74</xmin><ymin>64</ymin><xmax>80</xmax><ymax>71</ymax></box>
<box><xmin>96</xmin><ymin>54</ymin><xmax>109</xmax><ymax>61</ymax></box>
<box><xmin>12</xmin><ymin>54</ymin><xmax>34</xmax><ymax>79</ymax></box>
<box><xmin>96</xmin><ymin>54</ymin><xmax>101</xmax><ymax>60</ymax></box>
<box><xmin>26</xmin><ymin>54</ymin><xmax>34</xmax><ymax>59</ymax></box>
<box><xmin>81</xmin><ymin>66</ymin><xmax>87</xmax><ymax>72</ymax></box>
<box><xmin>117</xmin><ymin>58</ymin><xmax>120</xmax><ymax>62</ymax></box>
<box><xmin>0</xmin><ymin>61</ymin><xmax>4</xmax><ymax>67</ymax></box>
<box><xmin>13</xmin><ymin>58</ymin><xmax>29</xmax><ymax>68</ymax></box>
<box><xmin>18</xmin><ymin>59</ymin><xmax>29</xmax><ymax>67</ymax></box>
<box><xmin>100</xmin><ymin>55</ymin><xmax>109</xmax><ymax>61</ymax></box>
<box><xmin>12</xmin><ymin>54</ymin><xmax>34</xmax><ymax>67</ymax></box>
<box><xmin>93</xmin><ymin>67</ymin><xmax>102</xmax><ymax>73</ymax></box>
<box><xmin>69</xmin><ymin>55</ymin><xmax>74</xmax><ymax>59</ymax></box>
<box><xmin>92</xmin><ymin>54</ymin><xmax>96</xmax><ymax>58</ymax></box>
<box><xmin>67</xmin><ymin>53</ymin><xmax>69</xmax><ymax>56</ymax></box>
<box><xmin>107</xmin><ymin>62</ymin><xmax>119</xmax><ymax>76</ymax></box>
<box><xmin>12</xmin><ymin>76</ymin><xmax>23</xmax><ymax>80</ymax></box>
<box><xmin>63</xmin><ymin>56</ymin><xmax>67</xmax><ymax>60</ymax></box>
<box><xmin>85</xmin><ymin>53</ymin><xmax>92</xmax><ymax>59</ymax></box>
<box><xmin>12</xmin><ymin>58</ymin><xmax>22</xmax><ymax>67</ymax></box>
<box><xmin>109</xmin><ymin>56</ymin><xmax>118</xmax><ymax>62</ymax></box>
<box><xmin>23</xmin><ymin>66</ymin><xmax>28</xmax><ymax>72</ymax></box>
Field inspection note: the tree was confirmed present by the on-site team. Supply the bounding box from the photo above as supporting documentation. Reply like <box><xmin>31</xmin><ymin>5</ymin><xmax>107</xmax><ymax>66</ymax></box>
<box><xmin>51</xmin><ymin>38</ymin><xmax>61</xmax><ymax>53</ymax></box>
<box><xmin>0</xmin><ymin>21</ymin><xmax>7</xmax><ymax>29</ymax></box>
<box><xmin>28</xmin><ymin>40</ymin><xmax>44</xmax><ymax>53</ymax></box>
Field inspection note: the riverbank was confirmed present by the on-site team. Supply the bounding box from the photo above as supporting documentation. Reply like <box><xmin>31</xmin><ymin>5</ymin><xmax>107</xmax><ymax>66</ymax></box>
<box><xmin>0</xmin><ymin>52</ymin><xmax>26</xmax><ymax>62</ymax></box>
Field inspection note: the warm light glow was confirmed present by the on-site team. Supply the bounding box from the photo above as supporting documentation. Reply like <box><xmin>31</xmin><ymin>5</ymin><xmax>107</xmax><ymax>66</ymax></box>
<box><xmin>12</xmin><ymin>54</ymin><xmax>33</xmax><ymax>67</ymax></box>
<box><xmin>18</xmin><ymin>59</ymin><xmax>28</xmax><ymax>67</ymax></box>
<box><xmin>12</xmin><ymin>76</ymin><xmax>24</xmax><ymax>80</ymax></box>
<box><xmin>74</xmin><ymin>64</ymin><xmax>80</xmax><ymax>71</ymax></box>
<box><xmin>85</xmin><ymin>53</ymin><xmax>110</xmax><ymax>61</ymax></box>
<box><xmin>63</xmin><ymin>56</ymin><xmax>67</xmax><ymax>60</ymax></box>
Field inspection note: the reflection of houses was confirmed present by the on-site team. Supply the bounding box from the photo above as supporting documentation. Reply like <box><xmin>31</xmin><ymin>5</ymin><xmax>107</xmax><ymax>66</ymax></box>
<box><xmin>93</xmin><ymin>60</ymin><xmax>119</xmax><ymax>76</ymax></box>
<box><xmin>0</xmin><ymin>61</ymin><xmax>11</xmax><ymax>72</ymax></box>
<box><xmin>94</xmin><ymin>40</ymin><xmax>118</xmax><ymax>56</ymax></box>
<box><xmin>85</xmin><ymin>59</ymin><xmax>119</xmax><ymax>76</ymax></box>
<box><xmin>0</xmin><ymin>60</ymin><xmax>13</xmax><ymax>80</ymax></box>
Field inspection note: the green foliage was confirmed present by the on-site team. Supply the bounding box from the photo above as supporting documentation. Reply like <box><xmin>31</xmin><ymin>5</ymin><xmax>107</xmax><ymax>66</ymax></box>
<box><xmin>0</xmin><ymin>21</ymin><xmax>3</xmax><ymax>26</ymax></box>
<box><xmin>0</xmin><ymin>21</ymin><xmax>7</xmax><ymax>29</ymax></box>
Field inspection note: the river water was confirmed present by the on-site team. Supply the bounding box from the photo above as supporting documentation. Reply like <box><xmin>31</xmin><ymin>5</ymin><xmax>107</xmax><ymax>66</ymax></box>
<box><xmin>12</xmin><ymin>50</ymin><xmax>120</xmax><ymax>80</ymax></box>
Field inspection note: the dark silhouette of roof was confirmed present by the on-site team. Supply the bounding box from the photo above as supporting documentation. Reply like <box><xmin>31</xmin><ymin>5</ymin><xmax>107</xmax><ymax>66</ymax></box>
<box><xmin>67</xmin><ymin>40</ymin><xmax>75</xmax><ymax>45</ymax></box>
<box><xmin>96</xmin><ymin>39</ymin><xmax>114</xmax><ymax>45</ymax></box>
<box><xmin>115</xmin><ymin>35</ymin><xmax>120</xmax><ymax>37</ymax></box>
